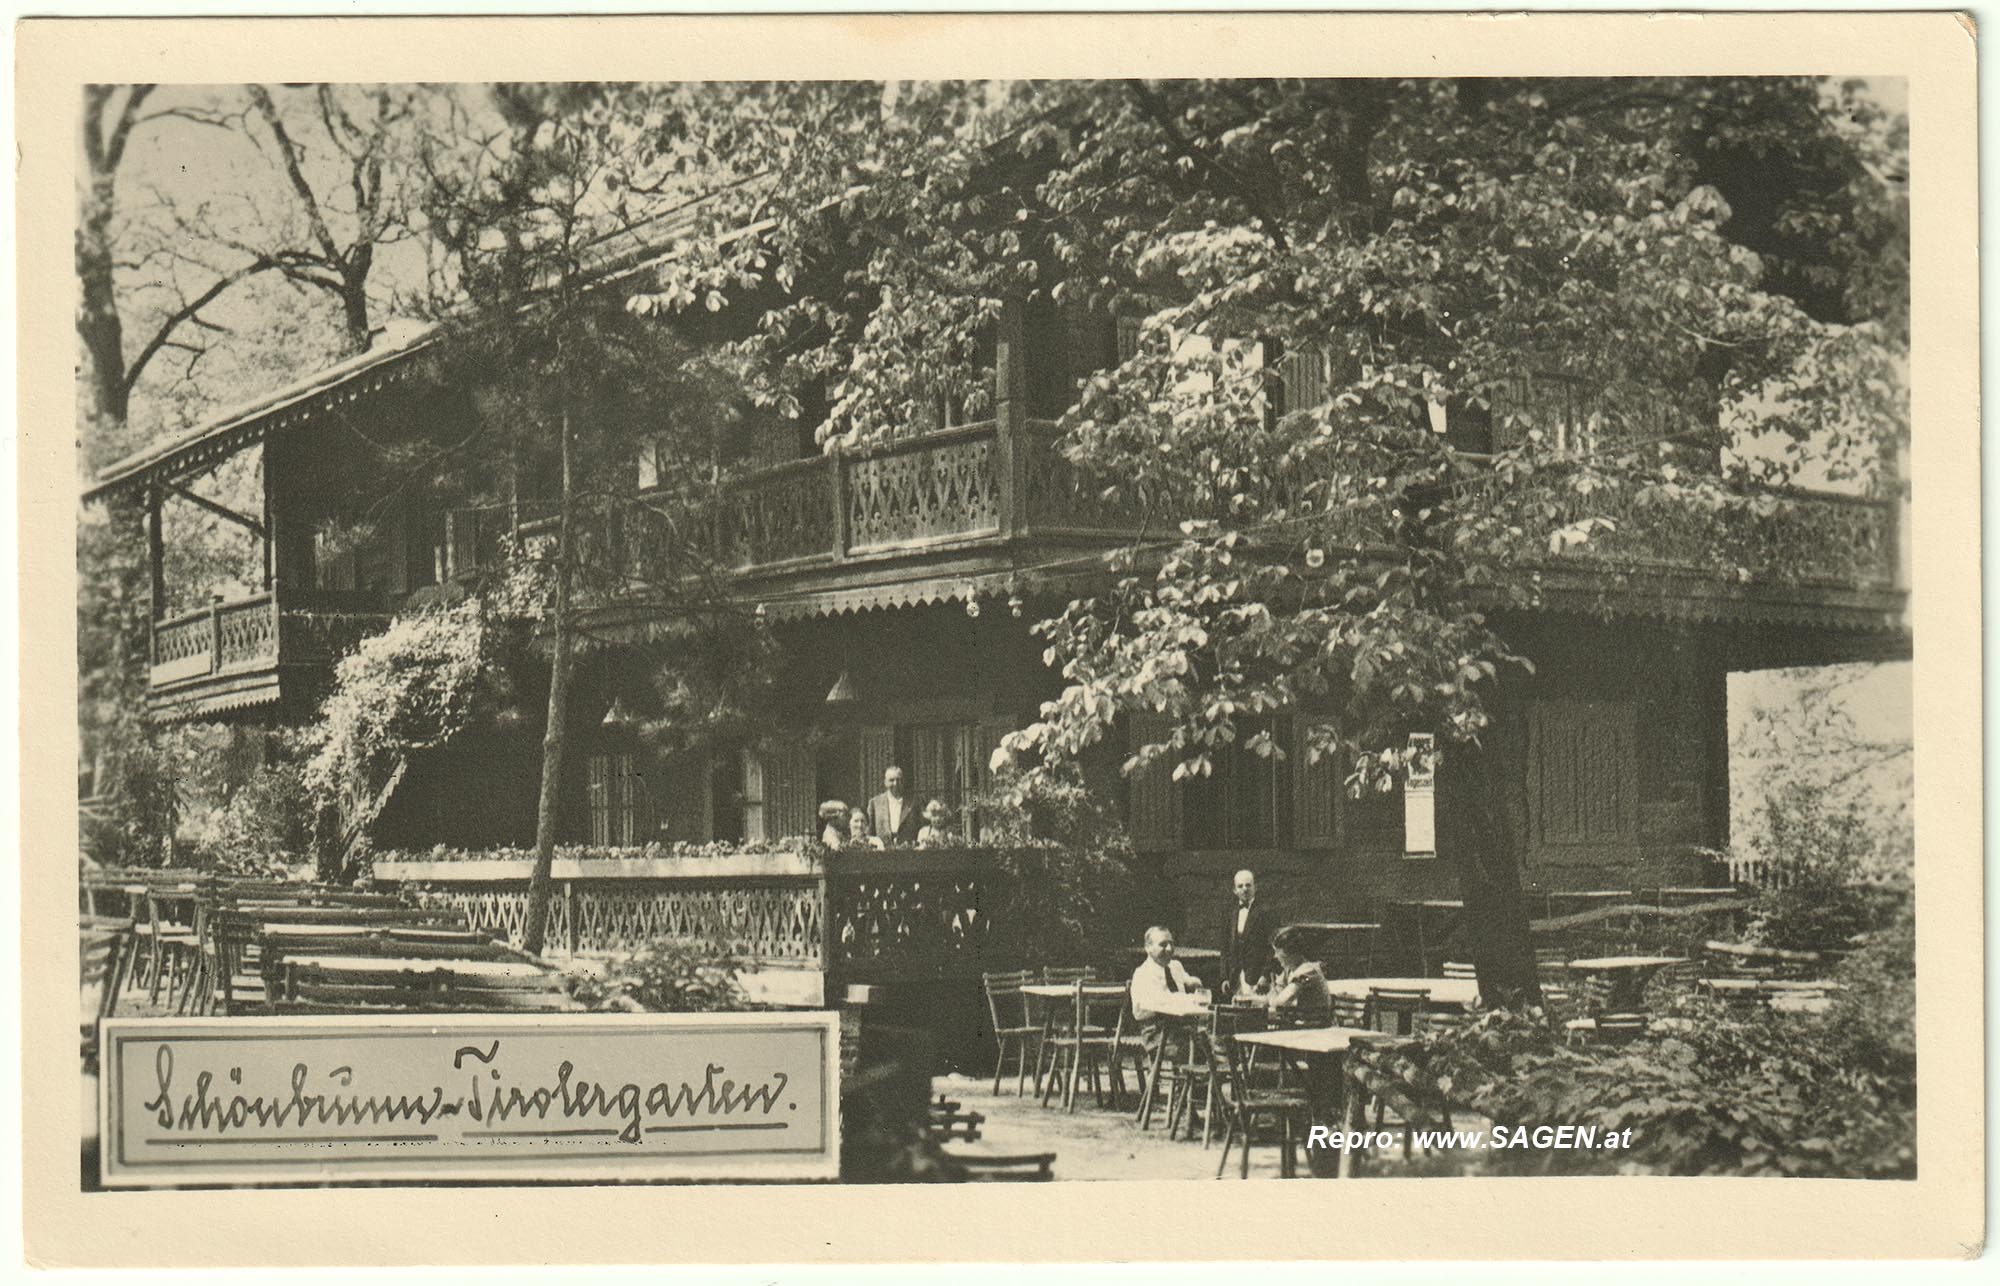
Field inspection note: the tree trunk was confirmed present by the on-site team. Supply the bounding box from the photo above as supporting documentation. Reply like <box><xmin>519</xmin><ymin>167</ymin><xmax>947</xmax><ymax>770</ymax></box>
<box><xmin>76</xmin><ymin>168</ymin><xmax>128</xmax><ymax>435</ymax></box>
<box><xmin>521</xmin><ymin>405</ymin><xmax>575</xmax><ymax>957</ymax></box>
<box><xmin>1441</xmin><ymin>726</ymin><xmax>1541</xmax><ymax>1008</ymax></box>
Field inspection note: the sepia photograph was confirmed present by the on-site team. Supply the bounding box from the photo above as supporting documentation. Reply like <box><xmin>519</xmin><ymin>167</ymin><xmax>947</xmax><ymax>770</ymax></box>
<box><xmin>18</xmin><ymin>9</ymin><xmax>1981</xmax><ymax>1267</ymax></box>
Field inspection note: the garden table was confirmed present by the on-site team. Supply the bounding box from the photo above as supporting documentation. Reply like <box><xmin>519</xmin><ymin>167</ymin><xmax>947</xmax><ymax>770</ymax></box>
<box><xmin>1232</xmin><ymin>1026</ymin><xmax>1388</xmax><ymax>1178</ymax></box>
<box><xmin>1567</xmin><ymin>955</ymin><xmax>1688</xmax><ymax>1009</ymax></box>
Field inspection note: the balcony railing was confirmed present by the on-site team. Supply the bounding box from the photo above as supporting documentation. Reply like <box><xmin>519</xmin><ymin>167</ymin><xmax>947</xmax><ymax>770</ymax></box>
<box><xmin>148</xmin><ymin>588</ymin><xmax>390</xmax><ymax>699</ymax></box>
<box><xmin>697</xmin><ymin>418</ymin><xmax>1900</xmax><ymax>594</ymax></box>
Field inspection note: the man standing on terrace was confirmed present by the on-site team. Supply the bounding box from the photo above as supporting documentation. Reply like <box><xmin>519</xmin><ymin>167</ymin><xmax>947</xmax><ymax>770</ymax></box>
<box><xmin>866</xmin><ymin>765</ymin><xmax>923</xmax><ymax>846</ymax></box>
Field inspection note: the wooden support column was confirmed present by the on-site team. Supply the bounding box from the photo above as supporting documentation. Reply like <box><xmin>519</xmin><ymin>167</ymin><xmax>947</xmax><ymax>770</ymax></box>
<box><xmin>146</xmin><ymin>484</ymin><xmax>166</xmax><ymax>621</ymax></box>
<box><xmin>992</xmin><ymin>297</ymin><xmax>1028</xmax><ymax>538</ymax></box>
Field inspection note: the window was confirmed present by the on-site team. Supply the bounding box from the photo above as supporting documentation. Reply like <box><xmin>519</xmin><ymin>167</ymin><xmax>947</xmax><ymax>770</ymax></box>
<box><xmin>586</xmin><ymin>752</ymin><xmax>653</xmax><ymax>846</ymax></box>
<box><xmin>312</xmin><ymin>526</ymin><xmax>356</xmax><ymax>592</ymax></box>
<box><xmin>1181</xmin><ymin>721</ymin><xmax>1288</xmax><ymax>851</ymax></box>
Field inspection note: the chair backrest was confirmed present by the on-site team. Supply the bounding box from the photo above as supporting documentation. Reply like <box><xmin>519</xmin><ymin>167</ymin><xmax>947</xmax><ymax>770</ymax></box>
<box><xmin>981</xmin><ymin>969</ymin><xmax>1033</xmax><ymax>1031</ymax></box>
<box><xmin>1079</xmin><ymin>981</ymin><xmax>1127</xmax><ymax>1037</ymax></box>
<box><xmin>1330</xmin><ymin>992</ymin><xmax>1370</xmax><ymax>1030</ymax></box>
<box><xmin>281</xmin><ymin>960</ymin><xmax>572</xmax><ymax>1014</ymax></box>
<box><xmin>81</xmin><ymin>919</ymin><xmax>135</xmax><ymax>1022</ymax></box>
<box><xmin>1441</xmin><ymin>961</ymin><xmax>1478</xmax><ymax>980</ymax></box>
<box><xmin>1368</xmin><ymin>987</ymin><xmax>1431</xmax><ymax>1036</ymax></box>
<box><xmin>1042</xmin><ymin>966</ymin><xmax>1096</xmax><ymax>985</ymax></box>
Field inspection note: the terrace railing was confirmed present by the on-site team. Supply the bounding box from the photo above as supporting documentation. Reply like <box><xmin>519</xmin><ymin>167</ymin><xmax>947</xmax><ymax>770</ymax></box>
<box><xmin>371</xmin><ymin>846</ymin><xmax>1018</xmax><ymax>985</ymax></box>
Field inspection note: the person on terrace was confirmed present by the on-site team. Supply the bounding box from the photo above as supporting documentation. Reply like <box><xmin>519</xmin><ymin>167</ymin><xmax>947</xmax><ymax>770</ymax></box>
<box><xmin>916</xmin><ymin>798</ymin><xmax>953</xmax><ymax>847</ymax></box>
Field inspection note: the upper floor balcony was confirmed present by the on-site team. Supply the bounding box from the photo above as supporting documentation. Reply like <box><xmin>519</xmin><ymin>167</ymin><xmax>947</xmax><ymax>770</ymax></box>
<box><xmin>146</xmin><ymin>586</ymin><xmax>389</xmax><ymax>721</ymax></box>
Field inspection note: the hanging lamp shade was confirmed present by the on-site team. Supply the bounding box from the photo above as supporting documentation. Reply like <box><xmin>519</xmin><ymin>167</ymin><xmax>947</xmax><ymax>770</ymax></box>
<box><xmin>824</xmin><ymin>670</ymin><xmax>861</xmax><ymax>705</ymax></box>
<box><xmin>601</xmin><ymin>696</ymin><xmax>639</xmax><ymax>729</ymax></box>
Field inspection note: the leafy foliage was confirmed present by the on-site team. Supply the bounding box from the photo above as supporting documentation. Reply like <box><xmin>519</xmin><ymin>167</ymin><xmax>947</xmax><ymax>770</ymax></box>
<box><xmin>975</xmin><ymin>761</ymin><xmax>1148</xmax><ymax>965</ymax></box>
<box><xmin>299</xmin><ymin>598</ymin><xmax>506</xmax><ymax>811</ymax></box>
<box><xmin>630</xmin><ymin>78</ymin><xmax>1907</xmax><ymax>794</ymax></box>
<box><xmin>578</xmin><ymin>939</ymin><xmax>752</xmax><ymax>1014</ymax></box>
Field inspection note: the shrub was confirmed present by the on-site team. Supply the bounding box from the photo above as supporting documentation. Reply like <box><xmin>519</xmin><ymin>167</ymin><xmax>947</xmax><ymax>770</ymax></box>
<box><xmin>585</xmin><ymin>940</ymin><xmax>753</xmax><ymax>1013</ymax></box>
<box><xmin>1392</xmin><ymin>976</ymin><xmax>1915</xmax><ymax>1178</ymax></box>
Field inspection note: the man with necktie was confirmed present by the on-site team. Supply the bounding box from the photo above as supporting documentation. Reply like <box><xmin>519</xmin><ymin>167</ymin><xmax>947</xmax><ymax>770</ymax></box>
<box><xmin>1222</xmin><ymin>868</ymin><xmax>1275</xmax><ymax>997</ymax></box>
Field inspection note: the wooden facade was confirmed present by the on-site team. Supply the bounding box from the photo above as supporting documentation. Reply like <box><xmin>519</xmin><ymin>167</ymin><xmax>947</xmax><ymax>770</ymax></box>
<box><xmin>87</xmin><ymin>283</ymin><xmax>1909</xmax><ymax>952</ymax></box>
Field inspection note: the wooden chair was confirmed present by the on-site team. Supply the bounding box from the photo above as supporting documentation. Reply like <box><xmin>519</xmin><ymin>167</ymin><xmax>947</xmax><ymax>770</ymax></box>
<box><xmin>1037</xmin><ymin>980</ymin><xmax>1129</xmax><ymax>1112</ymax></box>
<box><xmin>1041</xmin><ymin>966</ymin><xmax>1096</xmax><ymax>985</ymax></box>
<box><xmin>80</xmin><ymin>916</ymin><xmax>136</xmax><ymax>1073</ymax></box>
<box><xmin>1173</xmin><ymin>1000</ymin><xmax>1267</xmax><ymax>1146</ymax></box>
<box><xmin>1211</xmin><ymin>1005</ymin><xmax>1311</xmax><ymax>1179</ymax></box>
<box><xmin>1441</xmin><ymin>960</ymin><xmax>1478</xmax><ymax>980</ymax></box>
<box><xmin>1330</xmin><ymin>992</ymin><xmax>1371</xmax><ymax>1030</ymax></box>
<box><xmin>981</xmin><ymin>969</ymin><xmax>1040</xmax><ymax>1096</ymax></box>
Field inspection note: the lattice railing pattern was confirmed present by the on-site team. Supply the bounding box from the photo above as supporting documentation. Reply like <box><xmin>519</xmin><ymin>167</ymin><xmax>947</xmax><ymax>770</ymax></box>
<box><xmin>152</xmin><ymin>612</ymin><xmax>213</xmax><ymax>668</ymax></box>
<box><xmin>573</xmin><ymin>883</ymin><xmax>824</xmax><ymax>961</ymax></box>
<box><xmin>828</xmin><ymin>874</ymin><xmax>990</xmax><ymax>975</ymax></box>
<box><xmin>848</xmin><ymin>434</ymin><xmax>1000</xmax><ymax>549</ymax></box>
<box><xmin>216</xmin><ymin>597</ymin><xmax>279</xmax><ymax>668</ymax></box>
<box><xmin>1483</xmin><ymin>475</ymin><xmax>1898</xmax><ymax>590</ymax></box>
<box><xmin>1024</xmin><ymin>431</ymin><xmax>1148</xmax><ymax>532</ymax></box>
<box><xmin>413</xmin><ymin>881</ymin><xmax>822</xmax><ymax>963</ymax></box>
<box><xmin>724</xmin><ymin>463</ymin><xmax>836</xmax><ymax>568</ymax></box>
<box><xmin>415</xmin><ymin>886</ymin><xmax>568</xmax><ymax>952</ymax></box>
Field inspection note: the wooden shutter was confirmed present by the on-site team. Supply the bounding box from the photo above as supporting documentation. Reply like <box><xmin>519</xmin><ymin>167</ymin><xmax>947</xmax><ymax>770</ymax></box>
<box><xmin>740</xmin><ymin>749</ymin><xmax>767</xmax><ymax>842</ymax></box>
<box><xmin>1529</xmin><ymin>701</ymin><xmax>1639</xmax><ymax>847</ymax></box>
<box><xmin>760</xmin><ymin>740</ymin><xmax>817</xmax><ymax>840</ymax></box>
<box><xmin>1292</xmin><ymin>718</ymin><xmax>1340</xmax><ymax>850</ymax></box>
<box><xmin>1126</xmin><ymin>710</ymin><xmax>1181</xmax><ymax>851</ymax></box>
<box><xmin>970</xmin><ymin>717</ymin><xmax>1015</xmax><ymax>841</ymax></box>
<box><xmin>857</xmin><ymin>726</ymin><xmax>898</xmax><ymax>806</ymax></box>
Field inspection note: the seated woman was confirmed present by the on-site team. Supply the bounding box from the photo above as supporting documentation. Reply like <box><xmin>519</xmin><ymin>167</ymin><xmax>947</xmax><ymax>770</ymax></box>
<box><xmin>846</xmin><ymin>807</ymin><xmax>886</xmax><ymax>850</ymax></box>
<box><xmin>916</xmin><ymin>798</ymin><xmax>952</xmax><ymax>847</ymax></box>
<box><xmin>1265</xmin><ymin>926</ymin><xmax>1332</xmax><ymax>1023</ymax></box>
<box><xmin>818</xmin><ymin>800</ymin><xmax>851</xmax><ymax>849</ymax></box>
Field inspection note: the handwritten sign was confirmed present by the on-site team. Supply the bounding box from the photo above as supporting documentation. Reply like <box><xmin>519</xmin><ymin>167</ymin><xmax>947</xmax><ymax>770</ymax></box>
<box><xmin>98</xmin><ymin>1012</ymin><xmax>838</xmax><ymax>1186</ymax></box>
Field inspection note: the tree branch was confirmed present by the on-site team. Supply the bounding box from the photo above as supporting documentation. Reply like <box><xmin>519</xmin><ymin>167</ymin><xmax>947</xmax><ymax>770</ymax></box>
<box><xmin>121</xmin><ymin>260</ymin><xmax>275</xmax><ymax>397</ymax></box>
<box><xmin>1126</xmin><ymin>80</ymin><xmax>1291</xmax><ymax>256</ymax></box>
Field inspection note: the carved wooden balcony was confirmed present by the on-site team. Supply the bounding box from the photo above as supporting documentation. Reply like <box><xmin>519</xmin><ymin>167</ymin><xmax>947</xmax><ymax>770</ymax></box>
<box><xmin>691</xmin><ymin>418</ymin><xmax>1904</xmax><ymax>635</ymax></box>
<box><xmin>146</xmin><ymin>587</ymin><xmax>391</xmax><ymax>721</ymax></box>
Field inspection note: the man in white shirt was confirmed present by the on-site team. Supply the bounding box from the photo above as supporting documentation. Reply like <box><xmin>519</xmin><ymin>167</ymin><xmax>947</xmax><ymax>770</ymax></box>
<box><xmin>1129</xmin><ymin>925</ymin><xmax>1204</xmax><ymax>1023</ymax></box>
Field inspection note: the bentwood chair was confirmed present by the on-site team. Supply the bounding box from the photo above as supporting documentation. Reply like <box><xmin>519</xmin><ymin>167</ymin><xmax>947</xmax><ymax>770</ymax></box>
<box><xmin>1441</xmin><ymin>960</ymin><xmax>1479</xmax><ymax>981</ymax></box>
<box><xmin>981</xmin><ymin>969</ymin><xmax>1040</xmax><ymax>1096</ymax></box>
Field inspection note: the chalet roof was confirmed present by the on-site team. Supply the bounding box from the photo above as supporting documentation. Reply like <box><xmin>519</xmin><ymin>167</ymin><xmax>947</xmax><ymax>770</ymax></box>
<box><xmin>82</xmin><ymin>177</ymin><xmax>773</xmax><ymax>505</ymax></box>
<box><xmin>84</xmin><ymin>326</ymin><xmax>439</xmax><ymax>503</ymax></box>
